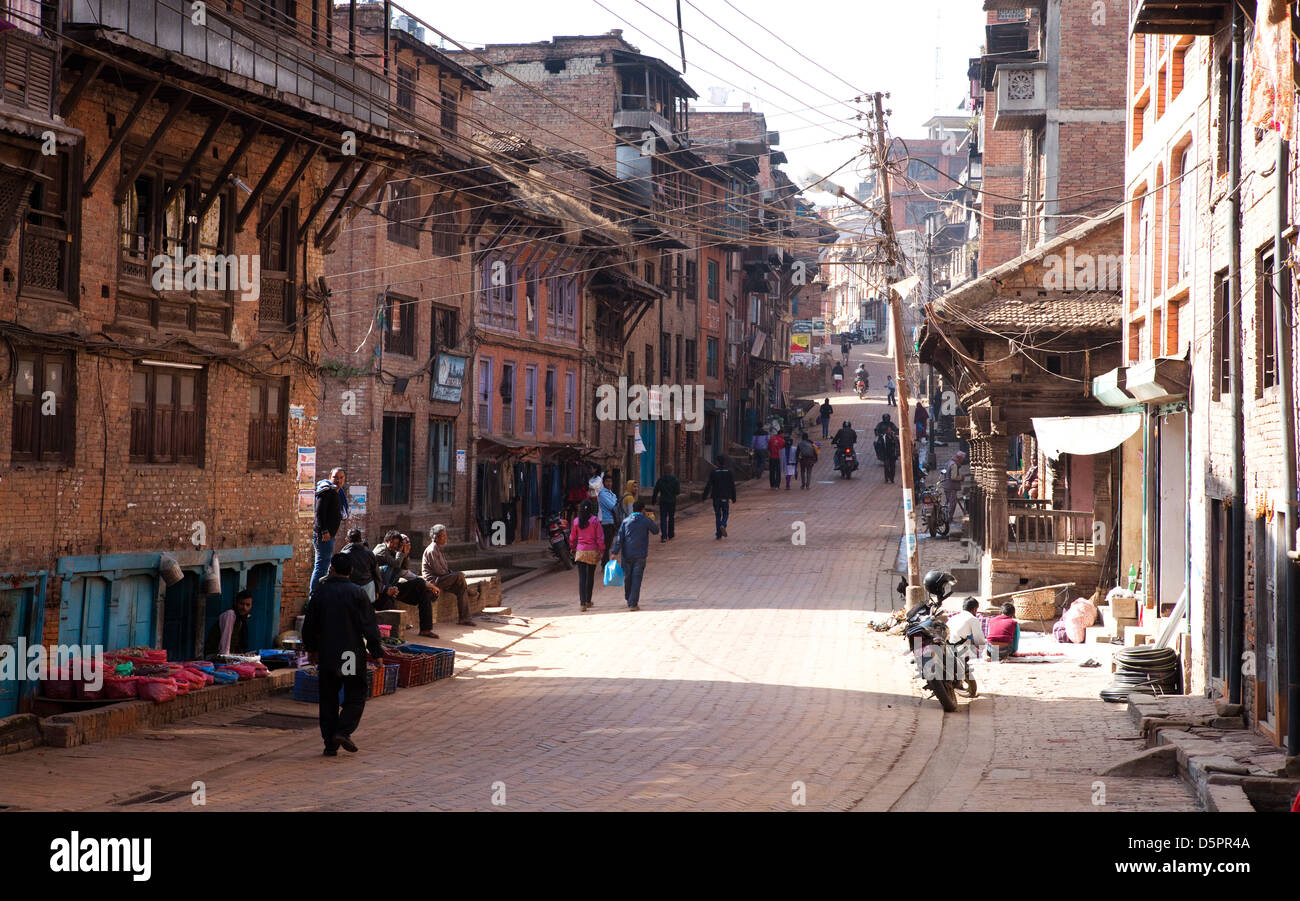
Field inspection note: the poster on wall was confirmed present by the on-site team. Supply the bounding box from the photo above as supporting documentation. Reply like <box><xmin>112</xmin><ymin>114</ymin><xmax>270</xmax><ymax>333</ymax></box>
<box><xmin>289</xmin><ymin>404</ymin><xmax>305</xmax><ymax>423</ymax></box>
<box><xmin>432</xmin><ymin>353</ymin><xmax>468</xmax><ymax>404</ymax></box>
<box><xmin>296</xmin><ymin>447</ymin><xmax>316</xmax><ymax>488</ymax></box>
<box><xmin>297</xmin><ymin>488</ymin><xmax>315</xmax><ymax>518</ymax></box>
<box><xmin>456</xmin><ymin>449</ymin><xmax>467</xmax><ymax>473</ymax></box>
<box><xmin>789</xmin><ymin>333</ymin><xmax>810</xmax><ymax>355</ymax></box>
<box><xmin>348</xmin><ymin>485</ymin><xmax>367</xmax><ymax>517</ymax></box>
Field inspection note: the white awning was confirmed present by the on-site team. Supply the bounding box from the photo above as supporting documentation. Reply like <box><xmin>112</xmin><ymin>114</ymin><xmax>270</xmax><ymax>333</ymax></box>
<box><xmin>1031</xmin><ymin>413</ymin><xmax>1142</xmax><ymax>460</ymax></box>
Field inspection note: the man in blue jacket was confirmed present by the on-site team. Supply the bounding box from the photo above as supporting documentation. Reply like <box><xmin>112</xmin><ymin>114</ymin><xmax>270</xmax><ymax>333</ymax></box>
<box><xmin>611</xmin><ymin>501</ymin><xmax>659</xmax><ymax>611</ymax></box>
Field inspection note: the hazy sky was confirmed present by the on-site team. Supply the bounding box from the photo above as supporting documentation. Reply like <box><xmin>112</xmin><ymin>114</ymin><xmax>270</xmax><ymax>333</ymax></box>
<box><xmin>404</xmin><ymin>0</ymin><xmax>986</xmax><ymax>196</ymax></box>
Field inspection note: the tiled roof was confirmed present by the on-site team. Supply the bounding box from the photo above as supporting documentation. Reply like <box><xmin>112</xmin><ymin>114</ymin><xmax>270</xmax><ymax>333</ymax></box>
<box><xmin>956</xmin><ymin>290</ymin><xmax>1122</xmax><ymax>333</ymax></box>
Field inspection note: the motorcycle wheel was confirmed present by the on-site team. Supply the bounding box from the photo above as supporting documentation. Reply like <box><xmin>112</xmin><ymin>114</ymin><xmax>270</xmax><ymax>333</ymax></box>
<box><xmin>928</xmin><ymin>511</ymin><xmax>939</xmax><ymax>538</ymax></box>
<box><xmin>928</xmin><ymin>679</ymin><xmax>959</xmax><ymax>712</ymax></box>
<box><xmin>553</xmin><ymin>543</ymin><xmax>574</xmax><ymax>570</ymax></box>
<box><xmin>936</xmin><ymin>515</ymin><xmax>951</xmax><ymax>538</ymax></box>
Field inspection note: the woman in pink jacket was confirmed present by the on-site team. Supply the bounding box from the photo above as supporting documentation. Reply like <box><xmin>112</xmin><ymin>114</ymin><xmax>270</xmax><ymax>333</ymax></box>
<box><xmin>569</xmin><ymin>499</ymin><xmax>605</xmax><ymax>610</ymax></box>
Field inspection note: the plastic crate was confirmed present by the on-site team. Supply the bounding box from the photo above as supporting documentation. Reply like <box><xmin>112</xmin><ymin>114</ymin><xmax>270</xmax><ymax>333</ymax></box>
<box><xmin>292</xmin><ymin>666</ymin><xmax>375</xmax><ymax>703</ymax></box>
<box><xmin>382</xmin><ymin>664</ymin><xmax>399</xmax><ymax>695</ymax></box>
<box><xmin>395</xmin><ymin>644</ymin><xmax>456</xmax><ymax>681</ymax></box>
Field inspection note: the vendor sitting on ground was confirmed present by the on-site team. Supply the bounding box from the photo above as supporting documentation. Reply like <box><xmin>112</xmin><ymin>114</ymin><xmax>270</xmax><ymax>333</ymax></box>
<box><xmin>986</xmin><ymin>602</ymin><xmax>1020</xmax><ymax>661</ymax></box>
<box><xmin>205</xmin><ymin>589</ymin><xmax>253</xmax><ymax>656</ymax></box>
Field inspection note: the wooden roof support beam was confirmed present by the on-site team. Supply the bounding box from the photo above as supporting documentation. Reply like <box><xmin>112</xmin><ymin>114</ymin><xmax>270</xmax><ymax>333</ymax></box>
<box><xmin>236</xmin><ymin>135</ymin><xmax>298</xmax><ymax>230</ymax></box>
<box><xmin>318</xmin><ymin>163</ymin><xmax>390</xmax><ymax>251</ymax></box>
<box><xmin>314</xmin><ymin>158</ymin><xmax>375</xmax><ymax>248</ymax></box>
<box><xmin>162</xmin><ymin>110</ymin><xmax>230</xmax><ymax>209</ymax></box>
<box><xmin>299</xmin><ymin>157</ymin><xmax>356</xmax><ymax>237</ymax></box>
<box><xmin>257</xmin><ymin>143</ymin><xmax>321</xmax><ymax>238</ymax></box>
<box><xmin>115</xmin><ymin>94</ymin><xmax>190</xmax><ymax>204</ymax></box>
<box><xmin>82</xmin><ymin>80</ymin><xmax>160</xmax><ymax>197</ymax></box>
<box><xmin>193</xmin><ymin>123</ymin><xmax>263</xmax><ymax>222</ymax></box>
<box><xmin>59</xmin><ymin>59</ymin><xmax>103</xmax><ymax>120</ymax></box>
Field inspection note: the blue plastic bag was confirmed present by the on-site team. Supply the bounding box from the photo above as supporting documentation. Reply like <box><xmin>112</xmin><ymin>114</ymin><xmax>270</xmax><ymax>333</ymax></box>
<box><xmin>603</xmin><ymin>559</ymin><xmax>624</xmax><ymax>587</ymax></box>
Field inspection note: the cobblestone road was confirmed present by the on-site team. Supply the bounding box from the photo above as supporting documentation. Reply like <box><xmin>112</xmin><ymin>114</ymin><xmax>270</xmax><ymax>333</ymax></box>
<box><xmin>0</xmin><ymin>347</ymin><xmax>1199</xmax><ymax>812</ymax></box>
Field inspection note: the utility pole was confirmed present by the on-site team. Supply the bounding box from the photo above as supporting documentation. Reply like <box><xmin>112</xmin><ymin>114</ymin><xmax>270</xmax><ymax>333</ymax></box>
<box><xmin>815</xmin><ymin>99</ymin><xmax>924</xmax><ymax>607</ymax></box>
<box><xmin>872</xmin><ymin>92</ymin><xmax>925</xmax><ymax>607</ymax></box>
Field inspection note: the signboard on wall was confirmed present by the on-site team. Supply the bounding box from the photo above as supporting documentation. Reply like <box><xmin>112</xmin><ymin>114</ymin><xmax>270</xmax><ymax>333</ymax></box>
<box><xmin>431</xmin><ymin>353</ymin><xmax>468</xmax><ymax>404</ymax></box>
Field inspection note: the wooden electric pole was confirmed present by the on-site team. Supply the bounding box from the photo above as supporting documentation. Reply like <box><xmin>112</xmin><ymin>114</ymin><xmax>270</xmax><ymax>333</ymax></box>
<box><xmin>871</xmin><ymin>92</ymin><xmax>924</xmax><ymax>606</ymax></box>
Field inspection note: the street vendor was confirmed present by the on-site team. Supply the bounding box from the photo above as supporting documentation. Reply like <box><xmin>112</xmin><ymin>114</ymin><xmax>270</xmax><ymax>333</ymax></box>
<box><xmin>204</xmin><ymin>589</ymin><xmax>253</xmax><ymax>656</ymax></box>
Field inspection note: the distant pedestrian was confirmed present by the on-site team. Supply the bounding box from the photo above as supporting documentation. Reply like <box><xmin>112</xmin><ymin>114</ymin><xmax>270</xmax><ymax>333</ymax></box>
<box><xmin>611</xmin><ymin>500</ymin><xmax>659</xmax><ymax>610</ymax></box>
<box><xmin>818</xmin><ymin>398</ymin><xmax>833</xmax><ymax>438</ymax></box>
<box><xmin>620</xmin><ymin>478</ymin><xmax>638</xmax><ymax>517</ymax></box>
<box><xmin>841</xmin><ymin>338</ymin><xmax>850</xmax><ymax>363</ymax></box>
<box><xmin>568</xmin><ymin>499</ymin><xmax>605</xmax><ymax>610</ymax></box>
<box><xmin>782</xmin><ymin>434</ymin><xmax>798</xmax><ymax>489</ymax></box>
<box><xmin>767</xmin><ymin>430</ymin><xmax>786</xmax><ymax>489</ymax></box>
<box><xmin>832</xmin><ymin>361</ymin><xmax>844</xmax><ymax>392</ymax></box>
<box><xmin>751</xmin><ymin>428</ymin><xmax>769</xmax><ymax>480</ymax></box>
<box><xmin>886</xmin><ymin>375</ymin><xmax>896</xmax><ymax>406</ymax></box>
<box><xmin>597</xmin><ymin>474</ymin><xmax>620</xmax><ymax>566</ymax></box>
<box><xmin>310</xmin><ymin>467</ymin><xmax>346</xmax><ymax>599</ymax></box>
<box><xmin>797</xmin><ymin>434</ymin><xmax>818</xmax><ymax>489</ymax></box>
<box><xmin>701</xmin><ymin>454</ymin><xmax>737</xmax><ymax>539</ymax></box>
<box><xmin>652</xmin><ymin>463</ymin><xmax>681</xmax><ymax>542</ymax></box>
<box><xmin>914</xmin><ymin>400</ymin><xmax>929</xmax><ymax>442</ymax></box>
<box><xmin>301</xmin><ymin>553</ymin><xmax>384</xmax><ymax>756</ymax></box>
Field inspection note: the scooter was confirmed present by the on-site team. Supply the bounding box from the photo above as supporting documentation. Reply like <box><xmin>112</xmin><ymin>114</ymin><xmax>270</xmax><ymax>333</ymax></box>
<box><xmin>544</xmin><ymin>511</ymin><xmax>574</xmax><ymax>569</ymax></box>
<box><xmin>837</xmin><ymin>445</ymin><xmax>859</xmax><ymax>479</ymax></box>
<box><xmin>902</xmin><ymin>574</ymin><xmax>972</xmax><ymax>712</ymax></box>
<box><xmin>855</xmin><ymin>376</ymin><xmax>868</xmax><ymax>399</ymax></box>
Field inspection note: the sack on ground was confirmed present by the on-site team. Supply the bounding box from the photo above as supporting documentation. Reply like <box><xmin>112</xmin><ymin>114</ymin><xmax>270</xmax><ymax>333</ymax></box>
<box><xmin>603</xmin><ymin>559</ymin><xmax>624</xmax><ymax>587</ymax></box>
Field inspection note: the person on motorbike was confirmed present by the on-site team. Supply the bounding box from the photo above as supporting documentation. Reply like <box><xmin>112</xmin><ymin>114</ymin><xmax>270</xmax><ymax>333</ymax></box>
<box><xmin>854</xmin><ymin>363</ymin><xmax>868</xmax><ymax>396</ymax></box>
<box><xmin>831</xmin><ymin>420</ymin><xmax>857</xmax><ymax>470</ymax></box>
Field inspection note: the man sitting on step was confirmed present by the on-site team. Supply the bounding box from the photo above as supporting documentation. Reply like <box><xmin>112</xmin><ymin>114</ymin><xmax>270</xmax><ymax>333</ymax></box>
<box><xmin>374</xmin><ymin>530</ymin><xmax>439</xmax><ymax>639</ymax></box>
<box><xmin>422</xmin><ymin>524</ymin><xmax>475</xmax><ymax>627</ymax></box>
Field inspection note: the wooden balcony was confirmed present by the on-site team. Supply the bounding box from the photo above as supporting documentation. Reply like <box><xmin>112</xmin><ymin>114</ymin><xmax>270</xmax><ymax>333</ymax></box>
<box><xmin>1007</xmin><ymin>506</ymin><xmax>1099</xmax><ymax>558</ymax></box>
<box><xmin>1130</xmin><ymin>1</ymin><xmax>1228</xmax><ymax>35</ymax></box>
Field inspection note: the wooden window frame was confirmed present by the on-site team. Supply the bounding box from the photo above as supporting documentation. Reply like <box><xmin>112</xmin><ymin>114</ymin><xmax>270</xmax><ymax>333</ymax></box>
<box><xmin>386</xmin><ymin>180</ymin><xmax>420</xmax><ymax>248</ymax></box>
<box><xmin>384</xmin><ymin>292</ymin><xmax>416</xmax><ymax>357</ymax></box>
<box><xmin>129</xmin><ymin>363</ymin><xmax>205</xmax><ymax>466</ymax></box>
<box><xmin>427</xmin><ymin>417</ymin><xmax>455</xmax><ymax>504</ymax></box>
<box><xmin>20</xmin><ymin>146</ymin><xmax>80</xmax><ymax>304</ymax></box>
<box><xmin>11</xmin><ymin>348</ymin><xmax>75</xmax><ymax>463</ymax></box>
<box><xmin>247</xmin><ymin>375</ymin><xmax>288</xmax><ymax>471</ymax></box>
<box><xmin>380</xmin><ymin>412</ymin><xmax>413</xmax><ymax>506</ymax></box>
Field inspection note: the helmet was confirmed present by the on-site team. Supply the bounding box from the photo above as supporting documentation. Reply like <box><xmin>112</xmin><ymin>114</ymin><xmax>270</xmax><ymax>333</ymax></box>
<box><xmin>923</xmin><ymin>570</ymin><xmax>957</xmax><ymax>602</ymax></box>
<box><xmin>842</xmin><ymin>421</ymin><xmax>852</xmax><ymax>428</ymax></box>
<box><xmin>882</xmin><ymin>413</ymin><xmax>891</xmax><ymax>421</ymax></box>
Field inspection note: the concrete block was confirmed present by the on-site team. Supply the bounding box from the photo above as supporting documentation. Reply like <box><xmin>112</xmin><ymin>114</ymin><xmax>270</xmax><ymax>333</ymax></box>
<box><xmin>1204</xmin><ymin>782</ymin><xmax>1256</xmax><ymax>813</ymax></box>
<box><xmin>1208</xmin><ymin>716</ymin><xmax>1246</xmax><ymax>730</ymax></box>
<box><xmin>1213</xmin><ymin>700</ymin><xmax>1243</xmax><ymax>717</ymax></box>
<box><xmin>1100</xmin><ymin>744</ymin><xmax>1178</xmax><ymax>777</ymax></box>
<box><xmin>1123</xmin><ymin>626</ymin><xmax>1153</xmax><ymax>646</ymax></box>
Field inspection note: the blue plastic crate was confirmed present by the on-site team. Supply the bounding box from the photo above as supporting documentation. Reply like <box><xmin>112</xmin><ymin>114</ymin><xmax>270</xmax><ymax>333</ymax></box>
<box><xmin>292</xmin><ymin>666</ymin><xmax>375</xmax><ymax>703</ymax></box>
<box><xmin>382</xmin><ymin>664</ymin><xmax>399</xmax><ymax>695</ymax></box>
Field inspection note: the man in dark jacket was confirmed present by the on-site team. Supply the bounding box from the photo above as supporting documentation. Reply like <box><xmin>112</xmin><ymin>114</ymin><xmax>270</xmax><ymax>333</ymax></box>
<box><xmin>611</xmin><ymin>501</ymin><xmax>660</xmax><ymax>610</ymax></box>
<box><xmin>701</xmin><ymin>454</ymin><xmax>737</xmax><ymax>540</ymax></box>
<box><xmin>339</xmin><ymin>529</ymin><xmax>388</xmax><ymax>604</ymax></box>
<box><xmin>831</xmin><ymin>421</ymin><xmax>857</xmax><ymax>470</ymax></box>
<box><xmin>651</xmin><ymin>463</ymin><xmax>681</xmax><ymax>542</ymax></box>
<box><xmin>374</xmin><ymin>530</ymin><xmax>438</xmax><ymax>638</ymax></box>
<box><xmin>310</xmin><ymin>467</ymin><xmax>346</xmax><ymax>599</ymax></box>
<box><xmin>302</xmin><ymin>554</ymin><xmax>384</xmax><ymax>756</ymax></box>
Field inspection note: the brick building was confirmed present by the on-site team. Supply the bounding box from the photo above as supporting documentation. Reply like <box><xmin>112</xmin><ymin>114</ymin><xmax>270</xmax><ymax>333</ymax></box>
<box><xmin>0</xmin><ymin>0</ymin><xmax>416</xmax><ymax>714</ymax></box>
<box><xmin>1097</xmin><ymin>0</ymin><xmax>1300</xmax><ymax>751</ymax></box>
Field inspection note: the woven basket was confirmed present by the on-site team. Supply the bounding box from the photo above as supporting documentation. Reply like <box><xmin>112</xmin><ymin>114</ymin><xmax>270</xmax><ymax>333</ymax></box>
<box><xmin>1013</xmin><ymin>586</ymin><xmax>1058</xmax><ymax>620</ymax></box>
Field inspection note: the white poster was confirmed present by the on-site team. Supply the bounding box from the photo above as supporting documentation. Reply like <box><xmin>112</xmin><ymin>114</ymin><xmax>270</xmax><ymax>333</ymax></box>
<box><xmin>456</xmin><ymin>449</ymin><xmax>467</xmax><ymax>473</ymax></box>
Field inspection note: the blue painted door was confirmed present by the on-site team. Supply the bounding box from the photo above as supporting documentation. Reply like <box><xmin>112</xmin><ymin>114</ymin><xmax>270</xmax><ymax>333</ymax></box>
<box><xmin>162</xmin><ymin>572</ymin><xmax>200</xmax><ymax>661</ymax></box>
<box><xmin>0</xmin><ymin>587</ymin><xmax>32</xmax><ymax>717</ymax></box>
<box><xmin>246</xmin><ymin>563</ymin><xmax>279</xmax><ymax>651</ymax></box>
<box><xmin>60</xmin><ymin>575</ymin><xmax>154</xmax><ymax>651</ymax></box>
<box><xmin>639</xmin><ymin>421</ymin><xmax>656</xmax><ymax>487</ymax></box>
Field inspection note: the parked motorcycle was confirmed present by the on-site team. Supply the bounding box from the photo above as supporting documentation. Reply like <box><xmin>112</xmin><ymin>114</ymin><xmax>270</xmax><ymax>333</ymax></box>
<box><xmin>544</xmin><ymin>511</ymin><xmax>574</xmax><ymax>569</ymax></box>
<box><xmin>838</xmin><ymin>445</ymin><xmax>859</xmax><ymax>479</ymax></box>
<box><xmin>919</xmin><ymin>483</ymin><xmax>950</xmax><ymax>538</ymax></box>
<box><xmin>903</xmin><ymin>570</ymin><xmax>971</xmax><ymax>712</ymax></box>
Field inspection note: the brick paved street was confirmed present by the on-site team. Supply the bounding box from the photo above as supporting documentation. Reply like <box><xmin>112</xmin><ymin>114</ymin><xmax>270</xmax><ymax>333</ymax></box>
<box><xmin>0</xmin><ymin>349</ymin><xmax>1198</xmax><ymax>812</ymax></box>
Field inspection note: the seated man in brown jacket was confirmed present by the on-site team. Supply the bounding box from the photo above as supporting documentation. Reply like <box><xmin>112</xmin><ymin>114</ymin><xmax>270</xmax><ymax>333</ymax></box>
<box><xmin>422</xmin><ymin>524</ymin><xmax>474</xmax><ymax>626</ymax></box>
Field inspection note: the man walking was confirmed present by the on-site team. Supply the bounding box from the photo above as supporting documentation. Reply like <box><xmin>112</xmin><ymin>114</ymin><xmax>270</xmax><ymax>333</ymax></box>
<box><xmin>310</xmin><ymin>467</ymin><xmax>346</xmax><ymax>599</ymax></box>
<box><xmin>767</xmin><ymin>429</ymin><xmax>786</xmax><ymax>489</ymax></box>
<box><xmin>940</xmin><ymin>451</ymin><xmax>968</xmax><ymax>526</ymax></box>
<box><xmin>611</xmin><ymin>500</ymin><xmax>659</xmax><ymax>610</ymax></box>
<box><xmin>374</xmin><ymin>530</ymin><xmax>439</xmax><ymax>638</ymax></box>
<box><xmin>651</xmin><ymin>463</ymin><xmax>681</xmax><ymax>542</ymax></box>
<box><xmin>885</xmin><ymin>375</ymin><xmax>897</xmax><ymax>407</ymax></box>
<box><xmin>797</xmin><ymin>433</ymin><xmax>818</xmax><ymax>489</ymax></box>
<box><xmin>301</xmin><ymin>553</ymin><xmax>384</xmax><ymax>756</ymax></box>
<box><xmin>818</xmin><ymin>398</ymin><xmax>833</xmax><ymax>438</ymax></box>
<box><xmin>701</xmin><ymin>454</ymin><xmax>737</xmax><ymax>539</ymax></box>
<box><xmin>422</xmin><ymin>524</ymin><xmax>475</xmax><ymax>626</ymax></box>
